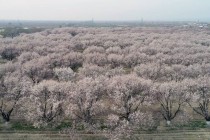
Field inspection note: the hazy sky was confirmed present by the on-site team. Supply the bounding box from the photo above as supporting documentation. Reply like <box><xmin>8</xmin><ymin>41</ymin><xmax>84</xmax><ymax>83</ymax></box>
<box><xmin>0</xmin><ymin>0</ymin><xmax>209</xmax><ymax>21</ymax></box>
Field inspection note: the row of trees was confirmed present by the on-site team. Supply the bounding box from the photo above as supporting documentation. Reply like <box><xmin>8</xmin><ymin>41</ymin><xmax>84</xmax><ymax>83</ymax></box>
<box><xmin>1</xmin><ymin>67</ymin><xmax>210</xmax><ymax>125</ymax></box>
<box><xmin>0</xmin><ymin>27</ymin><xmax>210</xmax><ymax>139</ymax></box>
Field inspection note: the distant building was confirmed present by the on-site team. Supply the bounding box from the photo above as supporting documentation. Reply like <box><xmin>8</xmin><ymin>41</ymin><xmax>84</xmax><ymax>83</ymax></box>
<box><xmin>0</xmin><ymin>29</ymin><xmax>5</xmax><ymax>32</ymax></box>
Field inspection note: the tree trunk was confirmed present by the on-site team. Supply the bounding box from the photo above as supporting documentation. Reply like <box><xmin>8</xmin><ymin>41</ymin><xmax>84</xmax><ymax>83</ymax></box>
<box><xmin>4</xmin><ymin>121</ymin><xmax>8</xmax><ymax>127</ymax></box>
<box><xmin>166</xmin><ymin>120</ymin><xmax>171</xmax><ymax>126</ymax></box>
<box><xmin>84</xmin><ymin>115</ymin><xmax>92</xmax><ymax>124</ymax></box>
<box><xmin>205</xmin><ymin>117</ymin><xmax>210</xmax><ymax>126</ymax></box>
<box><xmin>1</xmin><ymin>113</ymin><xmax>11</xmax><ymax>130</ymax></box>
<box><xmin>2</xmin><ymin>112</ymin><xmax>11</xmax><ymax>122</ymax></box>
<box><xmin>206</xmin><ymin>121</ymin><xmax>210</xmax><ymax>126</ymax></box>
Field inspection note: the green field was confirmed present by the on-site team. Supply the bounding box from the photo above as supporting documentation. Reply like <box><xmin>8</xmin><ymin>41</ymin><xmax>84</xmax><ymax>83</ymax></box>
<box><xmin>0</xmin><ymin>119</ymin><xmax>210</xmax><ymax>140</ymax></box>
<box><xmin>0</xmin><ymin>130</ymin><xmax>210</xmax><ymax>140</ymax></box>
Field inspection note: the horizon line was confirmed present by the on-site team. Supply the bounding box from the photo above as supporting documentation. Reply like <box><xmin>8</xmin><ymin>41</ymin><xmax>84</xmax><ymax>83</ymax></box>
<box><xmin>0</xmin><ymin>19</ymin><xmax>209</xmax><ymax>23</ymax></box>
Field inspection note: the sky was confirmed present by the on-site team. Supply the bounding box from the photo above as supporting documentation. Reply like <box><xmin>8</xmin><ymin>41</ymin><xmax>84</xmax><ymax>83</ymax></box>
<box><xmin>0</xmin><ymin>0</ymin><xmax>210</xmax><ymax>21</ymax></box>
